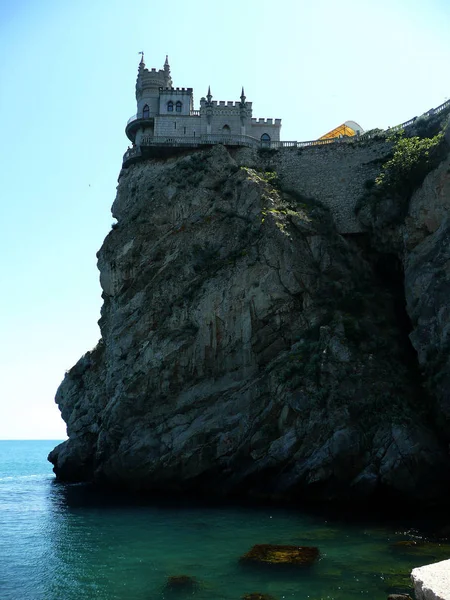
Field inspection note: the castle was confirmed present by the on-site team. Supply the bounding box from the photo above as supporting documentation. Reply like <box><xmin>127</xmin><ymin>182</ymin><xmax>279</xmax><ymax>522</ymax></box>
<box><xmin>122</xmin><ymin>55</ymin><xmax>450</xmax><ymax>173</ymax></box>
<box><xmin>124</xmin><ymin>55</ymin><xmax>281</xmax><ymax>165</ymax></box>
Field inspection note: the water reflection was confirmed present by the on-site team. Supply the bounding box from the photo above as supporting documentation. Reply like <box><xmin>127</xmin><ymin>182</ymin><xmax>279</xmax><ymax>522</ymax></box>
<box><xmin>34</xmin><ymin>480</ymin><xmax>450</xmax><ymax>600</ymax></box>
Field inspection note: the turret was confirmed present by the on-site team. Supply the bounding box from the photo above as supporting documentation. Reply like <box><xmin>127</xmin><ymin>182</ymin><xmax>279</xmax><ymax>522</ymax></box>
<box><xmin>126</xmin><ymin>55</ymin><xmax>172</xmax><ymax>142</ymax></box>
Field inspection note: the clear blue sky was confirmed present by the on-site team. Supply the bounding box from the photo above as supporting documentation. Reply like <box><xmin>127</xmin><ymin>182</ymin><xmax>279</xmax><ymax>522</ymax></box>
<box><xmin>1</xmin><ymin>0</ymin><xmax>449</xmax><ymax>439</ymax></box>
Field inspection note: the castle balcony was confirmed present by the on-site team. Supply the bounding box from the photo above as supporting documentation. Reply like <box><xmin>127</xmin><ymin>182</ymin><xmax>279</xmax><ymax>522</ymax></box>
<box><xmin>125</xmin><ymin>114</ymin><xmax>155</xmax><ymax>142</ymax></box>
<box><xmin>121</xmin><ymin>134</ymin><xmax>260</xmax><ymax>167</ymax></box>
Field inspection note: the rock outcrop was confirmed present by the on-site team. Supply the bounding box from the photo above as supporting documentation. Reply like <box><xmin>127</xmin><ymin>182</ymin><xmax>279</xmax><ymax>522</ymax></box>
<box><xmin>49</xmin><ymin>140</ymin><xmax>450</xmax><ymax>505</ymax></box>
<box><xmin>412</xmin><ymin>559</ymin><xmax>450</xmax><ymax>600</ymax></box>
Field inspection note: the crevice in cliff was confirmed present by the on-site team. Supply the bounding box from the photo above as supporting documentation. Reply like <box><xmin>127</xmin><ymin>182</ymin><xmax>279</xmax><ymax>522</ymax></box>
<box><xmin>347</xmin><ymin>234</ymin><xmax>423</xmax><ymax>388</ymax></box>
<box><xmin>374</xmin><ymin>252</ymin><xmax>421</xmax><ymax>370</ymax></box>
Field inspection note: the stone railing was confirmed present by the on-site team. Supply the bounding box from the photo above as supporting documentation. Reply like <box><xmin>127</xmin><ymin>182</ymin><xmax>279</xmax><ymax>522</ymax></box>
<box><xmin>127</xmin><ymin>113</ymin><xmax>139</xmax><ymax>125</ymax></box>
<box><xmin>140</xmin><ymin>134</ymin><xmax>259</xmax><ymax>147</ymax></box>
<box><xmin>364</xmin><ymin>97</ymin><xmax>450</xmax><ymax>137</ymax></box>
<box><xmin>127</xmin><ymin>110</ymin><xmax>202</xmax><ymax>123</ymax></box>
<box><xmin>122</xmin><ymin>146</ymin><xmax>142</xmax><ymax>164</ymax></box>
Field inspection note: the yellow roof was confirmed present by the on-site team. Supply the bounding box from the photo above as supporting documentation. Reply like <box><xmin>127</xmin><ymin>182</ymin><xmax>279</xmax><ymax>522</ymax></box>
<box><xmin>319</xmin><ymin>120</ymin><xmax>364</xmax><ymax>140</ymax></box>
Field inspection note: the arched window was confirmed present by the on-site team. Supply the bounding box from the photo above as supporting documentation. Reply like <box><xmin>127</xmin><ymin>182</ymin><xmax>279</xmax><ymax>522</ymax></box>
<box><xmin>143</xmin><ymin>104</ymin><xmax>149</xmax><ymax>119</ymax></box>
<box><xmin>261</xmin><ymin>133</ymin><xmax>271</xmax><ymax>142</ymax></box>
<box><xmin>167</xmin><ymin>101</ymin><xmax>174</xmax><ymax>112</ymax></box>
<box><xmin>175</xmin><ymin>101</ymin><xmax>182</xmax><ymax>113</ymax></box>
<box><xmin>222</xmin><ymin>124</ymin><xmax>231</xmax><ymax>134</ymax></box>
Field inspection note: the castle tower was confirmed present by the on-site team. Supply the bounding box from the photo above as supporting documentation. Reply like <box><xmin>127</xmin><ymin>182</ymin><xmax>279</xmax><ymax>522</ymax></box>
<box><xmin>126</xmin><ymin>55</ymin><xmax>173</xmax><ymax>143</ymax></box>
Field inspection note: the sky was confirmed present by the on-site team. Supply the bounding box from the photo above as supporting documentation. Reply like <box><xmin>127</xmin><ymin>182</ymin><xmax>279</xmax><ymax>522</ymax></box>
<box><xmin>0</xmin><ymin>0</ymin><xmax>449</xmax><ymax>439</ymax></box>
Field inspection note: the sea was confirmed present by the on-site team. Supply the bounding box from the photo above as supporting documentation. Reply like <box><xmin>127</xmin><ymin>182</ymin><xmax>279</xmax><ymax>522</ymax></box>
<box><xmin>1</xmin><ymin>440</ymin><xmax>448</xmax><ymax>600</ymax></box>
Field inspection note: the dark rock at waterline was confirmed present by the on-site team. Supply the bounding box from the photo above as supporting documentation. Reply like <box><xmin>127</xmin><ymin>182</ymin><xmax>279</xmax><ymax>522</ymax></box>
<box><xmin>387</xmin><ymin>594</ymin><xmax>413</xmax><ymax>600</ymax></box>
<box><xmin>239</xmin><ymin>544</ymin><xmax>319</xmax><ymax>567</ymax></box>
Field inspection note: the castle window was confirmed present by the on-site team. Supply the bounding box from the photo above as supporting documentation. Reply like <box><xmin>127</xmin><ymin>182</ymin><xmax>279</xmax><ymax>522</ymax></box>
<box><xmin>167</xmin><ymin>101</ymin><xmax>174</xmax><ymax>112</ymax></box>
<box><xmin>176</xmin><ymin>101</ymin><xmax>182</xmax><ymax>113</ymax></box>
<box><xmin>222</xmin><ymin>125</ymin><xmax>231</xmax><ymax>134</ymax></box>
<box><xmin>143</xmin><ymin>104</ymin><xmax>149</xmax><ymax>119</ymax></box>
<box><xmin>261</xmin><ymin>133</ymin><xmax>271</xmax><ymax>142</ymax></box>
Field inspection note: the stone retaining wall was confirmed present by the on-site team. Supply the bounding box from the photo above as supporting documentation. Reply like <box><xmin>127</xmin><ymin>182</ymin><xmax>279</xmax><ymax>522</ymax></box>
<box><xmin>234</xmin><ymin>140</ymin><xmax>392</xmax><ymax>234</ymax></box>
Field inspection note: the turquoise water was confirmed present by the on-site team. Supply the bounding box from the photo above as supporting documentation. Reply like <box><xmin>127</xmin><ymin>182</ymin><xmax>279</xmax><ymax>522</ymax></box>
<box><xmin>1</xmin><ymin>441</ymin><xmax>448</xmax><ymax>599</ymax></box>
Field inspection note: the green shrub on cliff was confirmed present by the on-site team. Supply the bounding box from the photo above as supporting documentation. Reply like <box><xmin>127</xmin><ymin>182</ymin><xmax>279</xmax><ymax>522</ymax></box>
<box><xmin>356</xmin><ymin>128</ymin><xmax>447</xmax><ymax>227</ymax></box>
<box><xmin>376</xmin><ymin>133</ymin><xmax>444</xmax><ymax>199</ymax></box>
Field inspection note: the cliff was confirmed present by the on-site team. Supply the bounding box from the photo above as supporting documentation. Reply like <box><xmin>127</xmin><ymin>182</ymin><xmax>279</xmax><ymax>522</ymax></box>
<box><xmin>49</xmin><ymin>130</ymin><xmax>450</xmax><ymax>506</ymax></box>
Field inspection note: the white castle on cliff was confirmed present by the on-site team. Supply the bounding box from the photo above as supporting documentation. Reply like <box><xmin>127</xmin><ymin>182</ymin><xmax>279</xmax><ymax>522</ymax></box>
<box><xmin>125</xmin><ymin>55</ymin><xmax>281</xmax><ymax>152</ymax></box>
<box><xmin>122</xmin><ymin>55</ymin><xmax>450</xmax><ymax>170</ymax></box>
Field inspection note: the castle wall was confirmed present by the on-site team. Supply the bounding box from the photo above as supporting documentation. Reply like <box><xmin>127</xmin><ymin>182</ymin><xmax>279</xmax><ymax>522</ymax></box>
<box><xmin>208</xmin><ymin>112</ymin><xmax>243</xmax><ymax>136</ymax></box>
<box><xmin>159</xmin><ymin>89</ymin><xmax>193</xmax><ymax>115</ymax></box>
<box><xmin>137</xmin><ymin>95</ymin><xmax>159</xmax><ymax>117</ymax></box>
<box><xmin>248</xmin><ymin>119</ymin><xmax>281</xmax><ymax>141</ymax></box>
<box><xmin>154</xmin><ymin>115</ymin><xmax>201</xmax><ymax>137</ymax></box>
<box><xmin>234</xmin><ymin>140</ymin><xmax>392</xmax><ymax>234</ymax></box>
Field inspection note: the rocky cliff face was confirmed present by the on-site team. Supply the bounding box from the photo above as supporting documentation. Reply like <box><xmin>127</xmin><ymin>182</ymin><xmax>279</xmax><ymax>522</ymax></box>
<box><xmin>49</xmin><ymin>141</ymin><xmax>450</xmax><ymax>506</ymax></box>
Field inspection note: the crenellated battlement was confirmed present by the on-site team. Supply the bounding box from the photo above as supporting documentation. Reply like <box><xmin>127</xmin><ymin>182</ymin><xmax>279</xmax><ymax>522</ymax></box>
<box><xmin>211</xmin><ymin>100</ymin><xmax>244</xmax><ymax>108</ymax></box>
<box><xmin>160</xmin><ymin>87</ymin><xmax>194</xmax><ymax>95</ymax></box>
<box><xmin>138</xmin><ymin>68</ymin><xmax>166</xmax><ymax>84</ymax></box>
<box><xmin>251</xmin><ymin>118</ymin><xmax>282</xmax><ymax>125</ymax></box>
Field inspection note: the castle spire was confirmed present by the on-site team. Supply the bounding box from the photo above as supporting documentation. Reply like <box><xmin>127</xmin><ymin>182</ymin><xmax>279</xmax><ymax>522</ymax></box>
<box><xmin>207</xmin><ymin>85</ymin><xmax>212</xmax><ymax>104</ymax></box>
<box><xmin>138</xmin><ymin>51</ymin><xmax>145</xmax><ymax>67</ymax></box>
<box><xmin>163</xmin><ymin>55</ymin><xmax>172</xmax><ymax>88</ymax></box>
<box><xmin>240</xmin><ymin>86</ymin><xmax>246</xmax><ymax>105</ymax></box>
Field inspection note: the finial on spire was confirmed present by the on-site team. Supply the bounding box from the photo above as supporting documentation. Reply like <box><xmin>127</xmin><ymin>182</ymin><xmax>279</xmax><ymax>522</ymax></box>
<box><xmin>138</xmin><ymin>51</ymin><xmax>145</xmax><ymax>65</ymax></box>
<box><xmin>240</xmin><ymin>86</ymin><xmax>246</xmax><ymax>107</ymax></box>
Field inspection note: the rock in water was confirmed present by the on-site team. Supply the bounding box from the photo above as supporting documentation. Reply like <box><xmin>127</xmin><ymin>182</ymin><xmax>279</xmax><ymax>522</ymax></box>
<box><xmin>49</xmin><ymin>143</ymin><xmax>450</xmax><ymax>505</ymax></box>
<box><xmin>239</xmin><ymin>544</ymin><xmax>319</xmax><ymax>566</ymax></box>
<box><xmin>164</xmin><ymin>575</ymin><xmax>199</xmax><ymax>591</ymax></box>
<box><xmin>412</xmin><ymin>559</ymin><xmax>450</xmax><ymax>600</ymax></box>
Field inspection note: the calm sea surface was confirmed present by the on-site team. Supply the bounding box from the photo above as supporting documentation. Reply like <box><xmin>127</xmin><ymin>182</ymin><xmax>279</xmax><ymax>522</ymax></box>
<box><xmin>1</xmin><ymin>440</ymin><xmax>448</xmax><ymax>600</ymax></box>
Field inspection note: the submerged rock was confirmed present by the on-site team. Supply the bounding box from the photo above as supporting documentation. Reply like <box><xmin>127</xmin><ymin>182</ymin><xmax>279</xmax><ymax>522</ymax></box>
<box><xmin>165</xmin><ymin>575</ymin><xmax>199</xmax><ymax>591</ymax></box>
<box><xmin>242</xmin><ymin>594</ymin><xmax>277</xmax><ymax>600</ymax></box>
<box><xmin>239</xmin><ymin>544</ymin><xmax>319</xmax><ymax>567</ymax></box>
<box><xmin>391</xmin><ymin>540</ymin><xmax>422</xmax><ymax>549</ymax></box>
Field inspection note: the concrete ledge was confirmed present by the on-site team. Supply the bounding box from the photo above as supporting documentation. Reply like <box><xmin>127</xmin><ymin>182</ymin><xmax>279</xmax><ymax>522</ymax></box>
<box><xmin>412</xmin><ymin>559</ymin><xmax>450</xmax><ymax>600</ymax></box>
